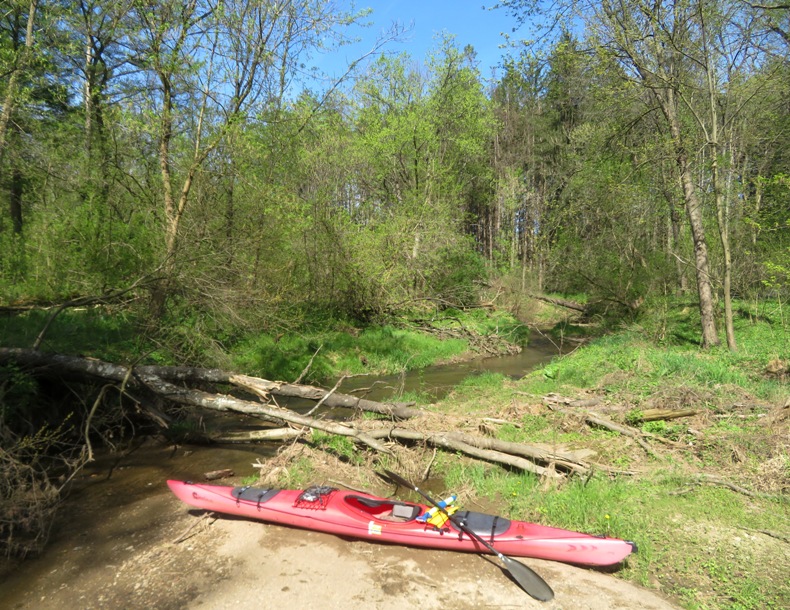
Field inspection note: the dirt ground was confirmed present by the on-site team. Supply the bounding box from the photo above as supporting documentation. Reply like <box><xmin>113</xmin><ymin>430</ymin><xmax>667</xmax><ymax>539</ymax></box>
<box><xmin>0</xmin><ymin>471</ymin><xmax>681</xmax><ymax>610</ymax></box>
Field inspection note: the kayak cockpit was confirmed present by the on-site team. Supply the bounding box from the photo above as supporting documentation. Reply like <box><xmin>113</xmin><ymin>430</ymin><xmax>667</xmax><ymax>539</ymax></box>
<box><xmin>344</xmin><ymin>495</ymin><xmax>422</xmax><ymax>522</ymax></box>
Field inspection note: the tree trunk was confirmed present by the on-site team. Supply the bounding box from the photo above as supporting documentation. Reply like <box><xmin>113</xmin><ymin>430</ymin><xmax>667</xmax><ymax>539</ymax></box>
<box><xmin>702</xmin><ymin>14</ymin><xmax>736</xmax><ymax>352</ymax></box>
<box><xmin>10</xmin><ymin>166</ymin><xmax>23</xmax><ymax>234</ymax></box>
<box><xmin>0</xmin><ymin>0</ymin><xmax>37</xmax><ymax>213</ymax></box>
<box><xmin>664</xmin><ymin>92</ymin><xmax>720</xmax><ymax>348</ymax></box>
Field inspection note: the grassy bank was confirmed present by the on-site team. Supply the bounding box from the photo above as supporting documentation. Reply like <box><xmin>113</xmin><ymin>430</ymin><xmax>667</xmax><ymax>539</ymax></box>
<box><xmin>268</xmin><ymin>298</ymin><xmax>787</xmax><ymax>610</ymax></box>
<box><xmin>0</xmin><ymin>306</ymin><xmax>526</xmax><ymax>382</ymax></box>
<box><xmin>426</xmin><ymin>300</ymin><xmax>788</xmax><ymax>610</ymax></box>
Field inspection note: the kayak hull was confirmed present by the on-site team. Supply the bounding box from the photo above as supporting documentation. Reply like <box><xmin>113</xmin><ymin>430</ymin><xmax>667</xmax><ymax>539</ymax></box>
<box><xmin>167</xmin><ymin>480</ymin><xmax>635</xmax><ymax>566</ymax></box>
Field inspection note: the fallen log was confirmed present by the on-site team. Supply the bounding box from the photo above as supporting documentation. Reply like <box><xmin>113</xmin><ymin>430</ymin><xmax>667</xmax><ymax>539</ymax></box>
<box><xmin>527</xmin><ymin>293</ymin><xmax>587</xmax><ymax>313</ymax></box>
<box><xmin>136</xmin><ymin>366</ymin><xmax>421</xmax><ymax>419</ymax></box>
<box><xmin>228</xmin><ymin>374</ymin><xmax>421</xmax><ymax>419</ymax></box>
<box><xmin>368</xmin><ymin>428</ymin><xmax>563</xmax><ymax>479</ymax></box>
<box><xmin>545</xmin><ymin>403</ymin><xmax>659</xmax><ymax>457</ymax></box>
<box><xmin>123</xmin><ymin>373</ymin><xmax>396</xmax><ymax>455</ymax></box>
<box><xmin>636</xmin><ymin>408</ymin><xmax>698</xmax><ymax>422</ymax></box>
<box><xmin>217</xmin><ymin>428</ymin><xmax>306</xmax><ymax>442</ymax></box>
<box><xmin>0</xmin><ymin>348</ymin><xmax>419</xmax><ymax>420</ymax></box>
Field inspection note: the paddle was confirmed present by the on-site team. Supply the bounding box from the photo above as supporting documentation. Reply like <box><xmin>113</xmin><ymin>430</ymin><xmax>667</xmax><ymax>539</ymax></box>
<box><xmin>380</xmin><ymin>469</ymin><xmax>555</xmax><ymax>602</ymax></box>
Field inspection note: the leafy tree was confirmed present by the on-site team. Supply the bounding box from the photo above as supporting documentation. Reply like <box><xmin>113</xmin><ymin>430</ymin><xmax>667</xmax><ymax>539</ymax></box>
<box><xmin>495</xmin><ymin>0</ymin><xmax>789</xmax><ymax>347</ymax></box>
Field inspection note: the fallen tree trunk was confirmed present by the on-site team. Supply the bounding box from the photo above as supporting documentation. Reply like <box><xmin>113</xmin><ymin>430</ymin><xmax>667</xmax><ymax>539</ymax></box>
<box><xmin>142</xmin><ymin>377</ymin><xmax>393</xmax><ymax>455</ymax></box>
<box><xmin>228</xmin><ymin>374</ymin><xmax>420</xmax><ymax>419</ymax></box>
<box><xmin>379</xmin><ymin>429</ymin><xmax>563</xmax><ymax>479</ymax></box>
<box><xmin>213</xmin><ymin>422</ymin><xmax>630</xmax><ymax>478</ymax></box>
<box><xmin>0</xmin><ymin>348</ymin><xmax>418</xmax><ymax>420</ymax></box>
<box><xmin>528</xmin><ymin>293</ymin><xmax>587</xmax><ymax>313</ymax></box>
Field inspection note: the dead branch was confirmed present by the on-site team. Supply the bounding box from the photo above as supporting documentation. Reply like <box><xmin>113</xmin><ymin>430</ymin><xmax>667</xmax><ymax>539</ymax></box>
<box><xmin>669</xmin><ymin>474</ymin><xmax>776</xmax><ymax>500</ymax></box>
<box><xmin>637</xmin><ymin>408</ymin><xmax>698</xmax><ymax>422</ymax></box>
<box><xmin>545</xmin><ymin>402</ymin><xmax>659</xmax><ymax>457</ymax></box>
<box><xmin>542</xmin><ymin>393</ymin><xmax>602</xmax><ymax>409</ymax></box>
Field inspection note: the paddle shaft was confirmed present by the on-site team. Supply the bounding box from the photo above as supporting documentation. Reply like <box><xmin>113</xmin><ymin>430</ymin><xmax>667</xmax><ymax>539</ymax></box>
<box><xmin>397</xmin><ymin>477</ymin><xmax>501</xmax><ymax>556</ymax></box>
<box><xmin>381</xmin><ymin>470</ymin><xmax>554</xmax><ymax>601</ymax></box>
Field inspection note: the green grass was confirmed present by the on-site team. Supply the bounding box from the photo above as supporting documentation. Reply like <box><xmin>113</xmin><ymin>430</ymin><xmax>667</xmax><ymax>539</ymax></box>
<box><xmin>435</xmin><ymin>307</ymin><xmax>532</xmax><ymax>346</ymax></box>
<box><xmin>0</xmin><ymin>308</ymin><xmax>145</xmax><ymax>362</ymax></box>
<box><xmin>309</xmin><ymin>431</ymin><xmax>365</xmax><ymax>465</ymax></box>
<box><xmin>518</xmin><ymin>303</ymin><xmax>787</xmax><ymax>404</ymax></box>
<box><xmin>0</xmin><ymin>307</ymin><xmax>491</xmax><ymax>383</ymax></box>
<box><xmin>231</xmin><ymin>324</ymin><xmax>468</xmax><ymax>382</ymax></box>
<box><xmin>428</xmin><ymin>298</ymin><xmax>788</xmax><ymax>610</ymax></box>
<box><xmin>440</xmin><ymin>461</ymin><xmax>789</xmax><ymax>610</ymax></box>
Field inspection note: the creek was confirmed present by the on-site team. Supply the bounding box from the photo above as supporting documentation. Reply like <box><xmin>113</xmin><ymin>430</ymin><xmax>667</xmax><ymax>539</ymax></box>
<box><xmin>0</xmin><ymin>334</ymin><xmax>561</xmax><ymax>606</ymax></box>
<box><xmin>277</xmin><ymin>332</ymin><xmax>563</xmax><ymax>412</ymax></box>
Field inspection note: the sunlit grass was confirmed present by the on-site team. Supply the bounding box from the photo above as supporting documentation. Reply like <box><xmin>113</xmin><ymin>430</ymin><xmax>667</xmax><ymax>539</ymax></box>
<box><xmin>440</xmin><ymin>459</ymin><xmax>789</xmax><ymax>609</ymax></box>
<box><xmin>518</xmin><ymin>302</ymin><xmax>786</xmax><ymax>403</ymax></box>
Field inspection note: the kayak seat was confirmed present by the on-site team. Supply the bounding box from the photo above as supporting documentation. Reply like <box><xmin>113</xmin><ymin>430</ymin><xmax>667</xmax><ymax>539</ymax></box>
<box><xmin>345</xmin><ymin>495</ymin><xmax>421</xmax><ymax>521</ymax></box>
<box><xmin>450</xmin><ymin>511</ymin><xmax>511</xmax><ymax>538</ymax></box>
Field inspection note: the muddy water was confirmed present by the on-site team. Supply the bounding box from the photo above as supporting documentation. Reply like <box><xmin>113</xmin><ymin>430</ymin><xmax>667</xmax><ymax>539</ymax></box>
<box><xmin>0</xmin><ymin>338</ymin><xmax>560</xmax><ymax>606</ymax></box>
<box><xmin>336</xmin><ymin>333</ymin><xmax>561</xmax><ymax>402</ymax></box>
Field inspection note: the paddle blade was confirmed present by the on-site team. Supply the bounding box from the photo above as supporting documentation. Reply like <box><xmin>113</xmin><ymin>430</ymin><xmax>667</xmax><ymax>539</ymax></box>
<box><xmin>501</xmin><ymin>555</ymin><xmax>555</xmax><ymax>602</ymax></box>
<box><xmin>381</xmin><ymin>469</ymin><xmax>416</xmax><ymax>491</ymax></box>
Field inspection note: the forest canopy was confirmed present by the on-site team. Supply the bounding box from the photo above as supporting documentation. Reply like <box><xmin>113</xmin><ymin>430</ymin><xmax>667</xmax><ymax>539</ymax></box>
<box><xmin>1</xmin><ymin>0</ymin><xmax>788</xmax><ymax>346</ymax></box>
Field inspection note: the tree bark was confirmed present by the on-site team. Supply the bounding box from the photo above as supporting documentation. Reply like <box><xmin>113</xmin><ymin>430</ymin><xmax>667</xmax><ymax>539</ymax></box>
<box><xmin>0</xmin><ymin>0</ymin><xmax>37</xmax><ymax>219</ymax></box>
<box><xmin>663</xmin><ymin>92</ymin><xmax>720</xmax><ymax>349</ymax></box>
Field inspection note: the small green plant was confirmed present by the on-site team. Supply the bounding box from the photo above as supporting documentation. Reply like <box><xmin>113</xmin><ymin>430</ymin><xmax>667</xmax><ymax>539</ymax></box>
<box><xmin>310</xmin><ymin>431</ymin><xmax>362</xmax><ymax>464</ymax></box>
<box><xmin>641</xmin><ymin>420</ymin><xmax>686</xmax><ymax>440</ymax></box>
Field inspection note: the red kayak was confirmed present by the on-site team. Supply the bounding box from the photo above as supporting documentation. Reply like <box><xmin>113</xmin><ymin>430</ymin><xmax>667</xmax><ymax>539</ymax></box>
<box><xmin>167</xmin><ymin>480</ymin><xmax>636</xmax><ymax>566</ymax></box>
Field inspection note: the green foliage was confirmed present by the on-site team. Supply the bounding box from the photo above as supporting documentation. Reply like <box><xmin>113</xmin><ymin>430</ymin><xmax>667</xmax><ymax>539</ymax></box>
<box><xmin>310</xmin><ymin>431</ymin><xmax>362</xmax><ymax>464</ymax></box>
<box><xmin>231</xmin><ymin>323</ymin><xmax>470</xmax><ymax>382</ymax></box>
<box><xmin>424</xmin><ymin>244</ymin><xmax>489</xmax><ymax>308</ymax></box>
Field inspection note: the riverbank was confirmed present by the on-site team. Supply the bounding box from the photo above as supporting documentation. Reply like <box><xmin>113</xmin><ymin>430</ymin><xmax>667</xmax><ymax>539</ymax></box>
<box><xmin>1</xmin><ymin>298</ymin><xmax>787</xmax><ymax>609</ymax></box>
<box><xmin>243</xmin><ymin>299</ymin><xmax>788</xmax><ymax>610</ymax></box>
<box><xmin>0</xmin><ymin>438</ymin><xmax>680</xmax><ymax>610</ymax></box>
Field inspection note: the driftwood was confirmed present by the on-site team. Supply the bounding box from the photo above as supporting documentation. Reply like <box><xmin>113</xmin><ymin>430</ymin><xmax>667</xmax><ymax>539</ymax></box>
<box><xmin>636</xmin><ymin>408</ymin><xmax>698</xmax><ymax>422</ymax></box>
<box><xmin>545</xmin><ymin>402</ymin><xmax>660</xmax><ymax>456</ymax></box>
<box><xmin>213</xmin><ymin>425</ymin><xmax>624</xmax><ymax>479</ymax></box>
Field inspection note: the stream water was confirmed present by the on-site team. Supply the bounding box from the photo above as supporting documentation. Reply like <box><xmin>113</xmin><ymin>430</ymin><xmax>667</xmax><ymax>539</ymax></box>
<box><xmin>0</xmin><ymin>335</ymin><xmax>561</xmax><ymax>606</ymax></box>
<box><xmin>276</xmin><ymin>332</ymin><xmax>562</xmax><ymax>413</ymax></box>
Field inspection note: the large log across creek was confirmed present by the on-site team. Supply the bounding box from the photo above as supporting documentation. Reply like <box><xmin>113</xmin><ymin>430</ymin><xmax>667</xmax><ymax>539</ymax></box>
<box><xmin>0</xmin><ymin>347</ymin><xmax>602</xmax><ymax>478</ymax></box>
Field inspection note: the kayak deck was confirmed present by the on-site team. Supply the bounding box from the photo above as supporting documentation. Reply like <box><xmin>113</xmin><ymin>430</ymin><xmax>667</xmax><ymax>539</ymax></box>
<box><xmin>167</xmin><ymin>480</ymin><xmax>636</xmax><ymax>566</ymax></box>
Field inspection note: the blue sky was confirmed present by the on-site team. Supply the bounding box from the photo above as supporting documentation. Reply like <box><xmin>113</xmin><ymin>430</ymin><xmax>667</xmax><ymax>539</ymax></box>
<box><xmin>312</xmin><ymin>1</ymin><xmax>522</xmax><ymax>82</ymax></box>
